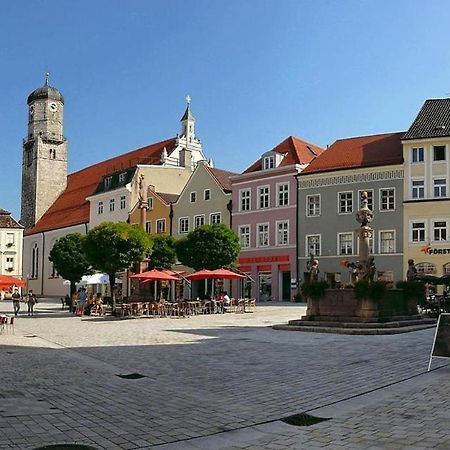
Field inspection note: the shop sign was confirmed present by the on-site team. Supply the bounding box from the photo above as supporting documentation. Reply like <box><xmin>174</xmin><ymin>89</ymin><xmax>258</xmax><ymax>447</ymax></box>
<box><xmin>421</xmin><ymin>244</ymin><xmax>450</xmax><ymax>255</ymax></box>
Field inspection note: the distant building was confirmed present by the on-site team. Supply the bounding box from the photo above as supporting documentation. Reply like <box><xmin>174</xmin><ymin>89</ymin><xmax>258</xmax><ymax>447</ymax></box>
<box><xmin>402</xmin><ymin>99</ymin><xmax>450</xmax><ymax>279</ymax></box>
<box><xmin>230</xmin><ymin>136</ymin><xmax>324</xmax><ymax>301</ymax></box>
<box><xmin>0</xmin><ymin>209</ymin><xmax>24</xmax><ymax>279</ymax></box>
<box><xmin>21</xmin><ymin>78</ymin><xmax>208</xmax><ymax>296</ymax></box>
<box><xmin>298</xmin><ymin>132</ymin><xmax>404</xmax><ymax>286</ymax></box>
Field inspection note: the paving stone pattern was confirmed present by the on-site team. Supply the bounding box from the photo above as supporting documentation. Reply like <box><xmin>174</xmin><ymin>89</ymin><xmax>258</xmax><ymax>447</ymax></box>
<box><xmin>0</xmin><ymin>299</ymin><xmax>448</xmax><ymax>449</ymax></box>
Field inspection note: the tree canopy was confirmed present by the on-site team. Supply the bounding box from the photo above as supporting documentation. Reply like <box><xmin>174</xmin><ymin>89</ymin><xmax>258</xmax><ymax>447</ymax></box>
<box><xmin>176</xmin><ymin>223</ymin><xmax>240</xmax><ymax>270</ymax></box>
<box><xmin>83</xmin><ymin>222</ymin><xmax>153</xmax><ymax>308</ymax></box>
<box><xmin>48</xmin><ymin>233</ymin><xmax>91</xmax><ymax>296</ymax></box>
<box><xmin>148</xmin><ymin>235</ymin><xmax>177</xmax><ymax>270</ymax></box>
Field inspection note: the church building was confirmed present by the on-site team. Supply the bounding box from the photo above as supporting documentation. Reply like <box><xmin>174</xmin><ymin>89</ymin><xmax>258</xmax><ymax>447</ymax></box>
<box><xmin>22</xmin><ymin>77</ymin><xmax>207</xmax><ymax>296</ymax></box>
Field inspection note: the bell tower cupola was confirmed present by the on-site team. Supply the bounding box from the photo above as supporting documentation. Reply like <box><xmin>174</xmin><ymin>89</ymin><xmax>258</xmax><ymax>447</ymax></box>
<box><xmin>21</xmin><ymin>73</ymin><xmax>68</xmax><ymax>229</ymax></box>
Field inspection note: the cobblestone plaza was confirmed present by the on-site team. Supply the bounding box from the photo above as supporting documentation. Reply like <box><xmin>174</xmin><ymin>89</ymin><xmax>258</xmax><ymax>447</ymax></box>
<box><xmin>0</xmin><ymin>299</ymin><xmax>449</xmax><ymax>449</ymax></box>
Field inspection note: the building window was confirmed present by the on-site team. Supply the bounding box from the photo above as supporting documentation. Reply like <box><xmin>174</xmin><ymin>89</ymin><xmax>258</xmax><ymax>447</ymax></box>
<box><xmin>194</xmin><ymin>215</ymin><xmax>205</xmax><ymax>228</ymax></box>
<box><xmin>412</xmin><ymin>222</ymin><xmax>426</xmax><ymax>242</ymax></box>
<box><xmin>109</xmin><ymin>198</ymin><xmax>115</xmax><ymax>212</ymax></box>
<box><xmin>190</xmin><ymin>192</ymin><xmax>196</xmax><ymax>203</ymax></box>
<box><xmin>338</xmin><ymin>192</ymin><xmax>353</xmax><ymax>214</ymax></box>
<box><xmin>120</xmin><ymin>195</ymin><xmax>126</xmax><ymax>210</ymax></box>
<box><xmin>104</xmin><ymin>176</ymin><xmax>112</xmax><ymax>188</ymax></box>
<box><xmin>210</xmin><ymin>212</ymin><xmax>221</xmax><ymax>224</ymax></box>
<box><xmin>306</xmin><ymin>235</ymin><xmax>321</xmax><ymax>256</ymax></box>
<box><xmin>239</xmin><ymin>225</ymin><xmax>250</xmax><ymax>248</ymax></box>
<box><xmin>156</xmin><ymin>219</ymin><xmax>166</xmax><ymax>234</ymax></box>
<box><xmin>49</xmin><ymin>260</ymin><xmax>58</xmax><ymax>278</ymax></box>
<box><xmin>263</xmin><ymin>155</ymin><xmax>275</xmax><ymax>170</ymax></box>
<box><xmin>434</xmin><ymin>179</ymin><xmax>447</xmax><ymax>198</ymax></box>
<box><xmin>338</xmin><ymin>232</ymin><xmax>353</xmax><ymax>255</ymax></box>
<box><xmin>49</xmin><ymin>149</ymin><xmax>56</xmax><ymax>159</ymax></box>
<box><xmin>380</xmin><ymin>188</ymin><xmax>395</xmax><ymax>210</ymax></box>
<box><xmin>412</xmin><ymin>147</ymin><xmax>424</xmax><ymax>163</ymax></box>
<box><xmin>359</xmin><ymin>190</ymin><xmax>373</xmax><ymax>211</ymax></box>
<box><xmin>433</xmin><ymin>220</ymin><xmax>447</xmax><ymax>241</ymax></box>
<box><xmin>6</xmin><ymin>257</ymin><xmax>14</xmax><ymax>271</ymax></box>
<box><xmin>204</xmin><ymin>189</ymin><xmax>211</xmax><ymax>201</ymax></box>
<box><xmin>179</xmin><ymin>217</ymin><xmax>189</xmax><ymax>234</ymax></box>
<box><xmin>31</xmin><ymin>243</ymin><xmax>39</xmax><ymax>279</ymax></box>
<box><xmin>240</xmin><ymin>189</ymin><xmax>251</xmax><ymax>211</ymax></box>
<box><xmin>6</xmin><ymin>233</ymin><xmax>14</xmax><ymax>246</ymax></box>
<box><xmin>379</xmin><ymin>230</ymin><xmax>395</xmax><ymax>253</ymax></box>
<box><xmin>258</xmin><ymin>186</ymin><xmax>270</xmax><ymax>209</ymax></box>
<box><xmin>277</xmin><ymin>183</ymin><xmax>289</xmax><ymax>206</ymax></box>
<box><xmin>98</xmin><ymin>201</ymin><xmax>103</xmax><ymax>215</ymax></box>
<box><xmin>443</xmin><ymin>263</ymin><xmax>450</xmax><ymax>275</ymax></box>
<box><xmin>145</xmin><ymin>221</ymin><xmax>152</xmax><ymax>233</ymax></box>
<box><xmin>412</xmin><ymin>180</ymin><xmax>425</xmax><ymax>199</ymax></box>
<box><xmin>118</xmin><ymin>172</ymin><xmax>126</xmax><ymax>184</ymax></box>
<box><xmin>276</xmin><ymin>221</ymin><xmax>289</xmax><ymax>246</ymax></box>
<box><xmin>257</xmin><ymin>223</ymin><xmax>269</xmax><ymax>247</ymax></box>
<box><xmin>416</xmin><ymin>262</ymin><xmax>437</xmax><ymax>274</ymax></box>
<box><xmin>433</xmin><ymin>145</ymin><xmax>446</xmax><ymax>161</ymax></box>
<box><xmin>147</xmin><ymin>197</ymin><xmax>153</xmax><ymax>209</ymax></box>
<box><xmin>306</xmin><ymin>195</ymin><xmax>321</xmax><ymax>217</ymax></box>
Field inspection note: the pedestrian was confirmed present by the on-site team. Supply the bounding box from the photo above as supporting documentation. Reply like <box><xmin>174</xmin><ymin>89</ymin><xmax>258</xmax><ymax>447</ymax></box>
<box><xmin>12</xmin><ymin>289</ymin><xmax>21</xmax><ymax>316</ymax></box>
<box><xmin>77</xmin><ymin>288</ymin><xmax>87</xmax><ymax>317</ymax></box>
<box><xmin>26</xmin><ymin>290</ymin><xmax>37</xmax><ymax>316</ymax></box>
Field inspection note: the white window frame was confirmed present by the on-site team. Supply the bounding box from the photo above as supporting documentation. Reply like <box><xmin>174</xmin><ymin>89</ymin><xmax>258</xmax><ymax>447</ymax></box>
<box><xmin>338</xmin><ymin>232</ymin><xmax>354</xmax><ymax>256</ymax></box>
<box><xmin>379</xmin><ymin>187</ymin><xmax>395</xmax><ymax>211</ymax></box>
<box><xmin>258</xmin><ymin>186</ymin><xmax>270</xmax><ymax>209</ymax></box>
<box><xmin>306</xmin><ymin>194</ymin><xmax>321</xmax><ymax>217</ymax></box>
<box><xmin>190</xmin><ymin>191</ymin><xmax>197</xmax><ymax>203</ymax></box>
<box><xmin>338</xmin><ymin>191</ymin><xmax>353</xmax><ymax>214</ymax></box>
<box><xmin>306</xmin><ymin>234</ymin><xmax>321</xmax><ymax>256</ymax></box>
<box><xmin>239</xmin><ymin>225</ymin><xmax>251</xmax><ymax>249</ymax></box>
<box><xmin>379</xmin><ymin>230</ymin><xmax>396</xmax><ymax>254</ymax></box>
<box><xmin>109</xmin><ymin>198</ymin><xmax>115</xmax><ymax>212</ymax></box>
<box><xmin>120</xmin><ymin>195</ymin><xmax>126</xmax><ymax>210</ymax></box>
<box><xmin>147</xmin><ymin>197</ymin><xmax>154</xmax><ymax>210</ymax></box>
<box><xmin>433</xmin><ymin>178</ymin><xmax>447</xmax><ymax>198</ymax></box>
<box><xmin>276</xmin><ymin>220</ymin><xmax>289</xmax><ymax>246</ymax></box>
<box><xmin>263</xmin><ymin>155</ymin><xmax>275</xmax><ymax>170</ymax></box>
<box><xmin>257</xmin><ymin>223</ymin><xmax>269</xmax><ymax>247</ymax></box>
<box><xmin>104</xmin><ymin>176</ymin><xmax>112</xmax><ymax>188</ymax></box>
<box><xmin>358</xmin><ymin>189</ymin><xmax>374</xmax><ymax>211</ymax></box>
<box><xmin>6</xmin><ymin>233</ymin><xmax>14</xmax><ymax>246</ymax></box>
<box><xmin>433</xmin><ymin>219</ymin><xmax>447</xmax><ymax>242</ymax></box>
<box><xmin>98</xmin><ymin>201</ymin><xmax>103</xmax><ymax>215</ymax></box>
<box><xmin>276</xmin><ymin>183</ymin><xmax>289</xmax><ymax>207</ymax></box>
<box><xmin>156</xmin><ymin>219</ymin><xmax>166</xmax><ymax>234</ymax></box>
<box><xmin>239</xmin><ymin>189</ymin><xmax>251</xmax><ymax>212</ymax></box>
<box><xmin>411</xmin><ymin>221</ymin><xmax>426</xmax><ymax>243</ymax></box>
<box><xmin>179</xmin><ymin>217</ymin><xmax>189</xmax><ymax>234</ymax></box>
<box><xmin>412</xmin><ymin>147</ymin><xmax>424</xmax><ymax>163</ymax></box>
<box><xmin>118</xmin><ymin>172</ymin><xmax>126</xmax><ymax>184</ymax></box>
<box><xmin>210</xmin><ymin>212</ymin><xmax>221</xmax><ymax>224</ymax></box>
<box><xmin>194</xmin><ymin>214</ymin><xmax>205</xmax><ymax>228</ymax></box>
<box><xmin>204</xmin><ymin>189</ymin><xmax>211</xmax><ymax>201</ymax></box>
<box><xmin>411</xmin><ymin>178</ymin><xmax>425</xmax><ymax>199</ymax></box>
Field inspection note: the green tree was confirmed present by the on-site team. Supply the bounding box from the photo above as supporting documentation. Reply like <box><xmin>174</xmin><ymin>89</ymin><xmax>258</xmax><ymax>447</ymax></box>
<box><xmin>83</xmin><ymin>222</ymin><xmax>153</xmax><ymax>311</ymax></box>
<box><xmin>176</xmin><ymin>223</ymin><xmax>240</xmax><ymax>270</ymax></box>
<box><xmin>148</xmin><ymin>235</ymin><xmax>177</xmax><ymax>269</ymax></box>
<box><xmin>48</xmin><ymin>233</ymin><xmax>92</xmax><ymax>297</ymax></box>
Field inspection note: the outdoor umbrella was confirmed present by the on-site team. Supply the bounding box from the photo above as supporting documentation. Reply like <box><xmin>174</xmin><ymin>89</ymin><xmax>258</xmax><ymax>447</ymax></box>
<box><xmin>414</xmin><ymin>274</ymin><xmax>442</xmax><ymax>285</ymax></box>
<box><xmin>130</xmin><ymin>269</ymin><xmax>180</xmax><ymax>300</ymax></box>
<box><xmin>0</xmin><ymin>275</ymin><xmax>26</xmax><ymax>289</ymax></box>
<box><xmin>208</xmin><ymin>268</ymin><xmax>246</xmax><ymax>280</ymax></box>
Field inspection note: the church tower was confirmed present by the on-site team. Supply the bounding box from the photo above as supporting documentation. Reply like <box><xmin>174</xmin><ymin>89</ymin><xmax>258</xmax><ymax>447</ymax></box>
<box><xmin>21</xmin><ymin>74</ymin><xmax>68</xmax><ymax>229</ymax></box>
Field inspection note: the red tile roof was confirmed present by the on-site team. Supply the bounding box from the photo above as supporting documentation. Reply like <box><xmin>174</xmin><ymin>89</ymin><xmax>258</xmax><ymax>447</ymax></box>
<box><xmin>207</xmin><ymin>167</ymin><xmax>238</xmax><ymax>191</ymax></box>
<box><xmin>300</xmin><ymin>132</ymin><xmax>404</xmax><ymax>175</ymax></box>
<box><xmin>243</xmin><ymin>136</ymin><xmax>324</xmax><ymax>173</ymax></box>
<box><xmin>25</xmin><ymin>138</ymin><xmax>177</xmax><ymax>236</ymax></box>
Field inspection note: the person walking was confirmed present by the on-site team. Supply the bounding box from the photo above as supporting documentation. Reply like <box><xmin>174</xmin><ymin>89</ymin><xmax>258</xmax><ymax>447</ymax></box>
<box><xmin>12</xmin><ymin>289</ymin><xmax>21</xmax><ymax>316</ymax></box>
<box><xmin>26</xmin><ymin>290</ymin><xmax>37</xmax><ymax>316</ymax></box>
<box><xmin>77</xmin><ymin>288</ymin><xmax>87</xmax><ymax>317</ymax></box>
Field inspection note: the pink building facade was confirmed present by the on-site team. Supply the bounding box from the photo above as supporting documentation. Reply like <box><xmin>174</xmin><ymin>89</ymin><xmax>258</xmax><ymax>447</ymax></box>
<box><xmin>230</xmin><ymin>137</ymin><xmax>324</xmax><ymax>301</ymax></box>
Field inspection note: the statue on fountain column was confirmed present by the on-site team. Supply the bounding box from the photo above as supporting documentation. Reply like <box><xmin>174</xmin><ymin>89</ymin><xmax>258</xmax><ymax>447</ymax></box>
<box><xmin>306</xmin><ymin>254</ymin><xmax>320</xmax><ymax>281</ymax></box>
<box><xmin>406</xmin><ymin>259</ymin><xmax>418</xmax><ymax>281</ymax></box>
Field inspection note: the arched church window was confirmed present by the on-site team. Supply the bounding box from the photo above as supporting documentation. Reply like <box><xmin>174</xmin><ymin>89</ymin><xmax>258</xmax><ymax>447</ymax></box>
<box><xmin>31</xmin><ymin>243</ymin><xmax>39</xmax><ymax>279</ymax></box>
<box><xmin>443</xmin><ymin>262</ymin><xmax>450</xmax><ymax>275</ymax></box>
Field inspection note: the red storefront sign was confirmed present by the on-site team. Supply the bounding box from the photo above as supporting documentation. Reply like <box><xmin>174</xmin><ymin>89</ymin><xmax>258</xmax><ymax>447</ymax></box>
<box><xmin>239</xmin><ymin>255</ymin><xmax>289</xmax><ymax>264</ymax></box>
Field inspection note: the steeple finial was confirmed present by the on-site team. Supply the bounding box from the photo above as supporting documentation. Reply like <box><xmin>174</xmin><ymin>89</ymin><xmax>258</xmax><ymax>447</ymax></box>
<box><xmin>186</xmin><ymin>94</ymin><xmax>191</xmax><ymax>106</ymax></box>
<box><xmin>45</xmin><ymin>72</ymin><xmax>49</xmax><ymax>86</ymax></box>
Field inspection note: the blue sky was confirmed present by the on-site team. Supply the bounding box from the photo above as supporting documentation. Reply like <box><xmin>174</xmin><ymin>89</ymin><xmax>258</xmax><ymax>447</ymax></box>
<box><xmin>2</xmin><ymin>0</ymin><xmax>450</xmax><ymax>219</ymax></box>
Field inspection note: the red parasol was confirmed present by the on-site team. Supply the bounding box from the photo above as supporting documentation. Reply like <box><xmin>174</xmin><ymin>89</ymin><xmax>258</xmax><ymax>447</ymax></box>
<box><xmin>186</xmin><ymin>268</ymin><xmax>245</xmax><ymax>280</ymax></box>
<box><xmin>0</xmin><ymin>275</ymin><xmax>26</xmax><ymax>289</ymax></box>
<box><xmin>130</xmin><ymin>269</ymin><xmax>180</xmax><ymax>282</ymax></box>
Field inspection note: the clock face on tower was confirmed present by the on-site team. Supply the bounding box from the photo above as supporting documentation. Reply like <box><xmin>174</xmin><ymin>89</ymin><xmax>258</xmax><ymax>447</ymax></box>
<box><xmin>49</xmin><ymin>103</ymin><xmax>58</xmax><ymax>112</ymax></box>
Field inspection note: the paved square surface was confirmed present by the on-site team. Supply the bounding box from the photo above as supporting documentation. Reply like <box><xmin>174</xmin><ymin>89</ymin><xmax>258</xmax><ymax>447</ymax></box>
<box><xmin>0</xmin><ymin>298</ymin><xmax>448</xmax><ymax>449</ymax></box>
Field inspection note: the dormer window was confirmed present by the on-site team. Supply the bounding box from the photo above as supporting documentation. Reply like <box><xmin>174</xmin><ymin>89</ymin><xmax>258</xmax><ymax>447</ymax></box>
<box><xmin>118</xmin><ymin>172</ymin><xmax>126</xmax><ymax>184</ymax></box>
<box><xmin>104</xmin><ymin>176</ymin><xmax>112</xmax><ymax>188</ymax></box>
<box><xmin>263</xmin><ymin>155</ymin><xmax>275</xmax><ymax>170</ymax></box>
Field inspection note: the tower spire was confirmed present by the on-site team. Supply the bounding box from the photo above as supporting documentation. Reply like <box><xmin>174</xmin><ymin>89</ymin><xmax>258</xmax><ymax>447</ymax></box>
<box><xmin>45</xmin><ymin>72</ymin><xmax>49</xmax><ymax>86</ymax></box>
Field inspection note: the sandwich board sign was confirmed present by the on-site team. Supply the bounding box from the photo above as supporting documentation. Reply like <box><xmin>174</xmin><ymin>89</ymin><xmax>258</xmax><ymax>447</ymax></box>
<box><xmin>428</xmin><ymin>313</ymin><xmax>450</xmax><ymax>371</ymax></box>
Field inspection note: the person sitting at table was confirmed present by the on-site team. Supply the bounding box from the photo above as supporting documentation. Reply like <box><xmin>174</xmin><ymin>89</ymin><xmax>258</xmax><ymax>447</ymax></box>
<box><xmin>223</xmin><ymin>292</ymin><xmax>231</xmax><ymax>312</ymax></box>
